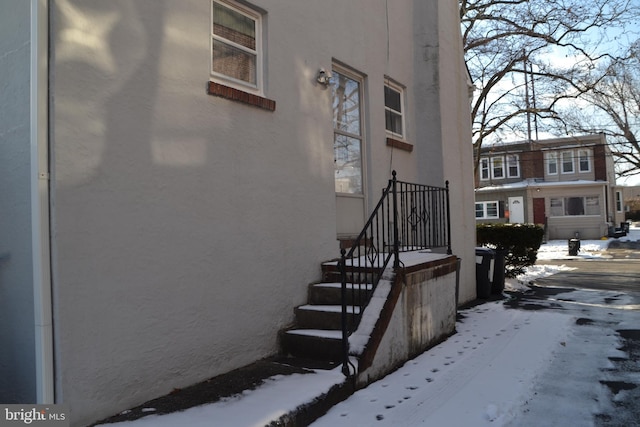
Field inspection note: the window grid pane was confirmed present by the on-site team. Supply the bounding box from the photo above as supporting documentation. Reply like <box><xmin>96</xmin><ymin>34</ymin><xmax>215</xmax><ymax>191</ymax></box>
<box><xmin>579</xmin><ymin>150</ymin><xmax>590</xmax><ymax>171</ymax></box>
<box><xmin>334</xmin><ymin>134</ymin><xmax>362</xmax><ymax>194</ymax></box>
<box><xmin>332</xmin><ymin>73</ymin><xmax>361</xmax><ymax>136</ymax></box>
<box><xmin>384</xmin><ymin>85</ymin><xmax>403</xmax><ymax>136</ymax></box>
<box><xmin>213</xmin><ymin>2</ymin><xmax>256</xmax><ymax>50</ymax></box>
<box><xmin>507</xmin><ymin>155</ymin><xmax>519</xmax><ymax>177</ymax></box>
<box><xmin>550</xmin><ymin>198</ymin><xmax>563</xmax><ymax>216</ymax></box>
<box><xmin>486</xmin><ymin>202</ymin><xmax>498</xmax><ymax>218</ymax></box>
<box><xmin>562</xmin><ymin>151</ymin><xmax>574</xmax><ymax>173</ymax></box>
<box><xmin>586</xmin><ymin>196</ymin><xmax>599</xmax><ymax>215</ymax></box>
<box><xmin>212</xmin><ymin>39</ymin><xmax>257</xmax><ymax>84</ymax></box>
<box><xmin>384</xmin><ymin>86</ymin><xmax>402</xmax><ymax>112</ymax></box>
<box><xmin>492</xmin><ymin>157</ymin><xmax>504</xmax><ymax>178</ymax></box>
<box><xmin>548</xmin><ymin>153</ymin><xmax>557</xmax><ymax>174</ymax></box>
<box><xmin>565</xmin><ymin>197</ymin><xmax>584</xmax><ymax>215</ymax></box>
<box><xmin>480</xmin><ymin>158</ymin><xmax>489</xmax><ymax>180</ymax></box>
<box><xmin>385</xmin><ymin>110</ymin><xmax>403</xmax><ymax>135</ymax></box>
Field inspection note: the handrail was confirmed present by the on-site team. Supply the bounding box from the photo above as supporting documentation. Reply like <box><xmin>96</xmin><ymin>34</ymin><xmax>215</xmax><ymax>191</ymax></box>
<box><xmin>338</xmin><ymin>171</ymin><xmax>451</xmax><ymax>376</ymax></box>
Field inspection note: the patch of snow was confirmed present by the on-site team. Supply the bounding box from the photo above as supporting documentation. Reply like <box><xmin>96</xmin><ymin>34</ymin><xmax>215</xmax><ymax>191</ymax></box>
<box><xmin>285</xmin><ymin>329</ymin><xmax>342</xmax><ymax>339</ymax></box>
<box><xmin>299</xmin><ymin>305</ymin><xmax>360</xmax><ymax>314</ymax></box>
<box><xmin>100</xmin><ymin>369</ymin><xmax>345</xmax><ymax>427</ymax></box>
<box><xmin>348</xmin><ymin>276</ymin><xmax>393</xmax><ymax>355</ymax></box>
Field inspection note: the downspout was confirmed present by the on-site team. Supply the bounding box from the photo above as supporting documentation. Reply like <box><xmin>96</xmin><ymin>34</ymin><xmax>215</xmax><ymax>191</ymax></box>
<box><xmin>31</xmin><ymin>0</ymin><xmax>54</xmax><ymax>404</ymax></box>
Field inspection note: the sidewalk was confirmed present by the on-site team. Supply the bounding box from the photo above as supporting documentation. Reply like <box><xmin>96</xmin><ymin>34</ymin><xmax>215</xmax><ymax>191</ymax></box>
<box><xmin>92</xmin><ymin>357</ymin><xmax>350</xmax><ymax>426</ymax></box>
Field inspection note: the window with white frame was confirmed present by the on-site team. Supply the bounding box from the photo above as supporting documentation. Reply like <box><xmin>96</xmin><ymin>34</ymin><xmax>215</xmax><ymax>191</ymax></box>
<box><xmin>547</xmin><ymin>152</ymin><xmax>558</xmax><ymax>175</ymax></box>
<box><xmin>480</xmin><ymin>158</ymin><xmax>490</xmax><ymax>180</ymax></box>
<box><xmin>561</xmin><ymin>151</ymin><xmax>574</xmax><ymax>173</ymax></box>
<box><xmin>549</xmin><ymin>196</ymin><xmax>600</xmax><ymax>216</ymax></box>
<box><xmin>475</xmin><ymin>201</ymin><xmax>499</xmax><ymax>219</ymax></box>
<box><xmin>616</xmin><ymin>191</ymin><xmax>623</xmax><ymax>212</ymax></box>
<box><xmin>507</xmin><ymin>154</ymin><xmax>520</xmax><ymax>178</ymax></box>
<box><xmin>491</xmin><ymin>157</ymin><xmax>504</xmax><ymax>179</ymax></box>
<box><xmin>578</xmin><ymin>149</ymin><xmax>591</xmax><ymax>172</ymax></box>
<box><xmin>211</xmin><ymin>0</ymin><xmax>261</xmax><ymax>91</ymax></box>
<box><xmin>384</xmin><ymin>82</ymin><xmax>404</xmax><ymax>138</ymax></box>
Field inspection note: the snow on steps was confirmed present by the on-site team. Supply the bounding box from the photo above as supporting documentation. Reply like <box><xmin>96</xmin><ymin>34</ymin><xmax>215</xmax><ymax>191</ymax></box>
<box><xmin>280</xmin><ymin>280</ymin><xmax>373</xmax><ymax>363</ymax></box>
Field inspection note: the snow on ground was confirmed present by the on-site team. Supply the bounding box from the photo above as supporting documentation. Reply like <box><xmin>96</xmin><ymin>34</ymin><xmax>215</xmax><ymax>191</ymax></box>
<box><xmin>506</xmin><ymin>226</ymin><xmax>640</xmax><ymax>292</ymax></box>
<box><xmin>101</xmin><ymin>228</ymin><xmax>640</xmax><ymax>427</ymax></box>
<box><xmin>312</xmin><ymin>303</ymin><xmax>573</xmax><ymax>427</ymax></box>
<box><xmin>100</xmin><ymin>369</ymin><xmax>345</xmax><ymax>427</ymax></box>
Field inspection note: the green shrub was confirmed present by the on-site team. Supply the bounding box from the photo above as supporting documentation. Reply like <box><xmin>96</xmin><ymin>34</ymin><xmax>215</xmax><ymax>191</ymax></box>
<box><xmin>476</xmin><ymin>223</ymin><xmax>545</xmax><ymax>278</ymax></box>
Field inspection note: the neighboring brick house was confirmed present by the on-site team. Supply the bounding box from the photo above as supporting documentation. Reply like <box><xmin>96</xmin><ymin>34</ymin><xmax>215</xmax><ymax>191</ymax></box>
<box><xmin>474</xmin><ymin>134</ymin><xmax>625</xmax><ymax>239</ymax></box>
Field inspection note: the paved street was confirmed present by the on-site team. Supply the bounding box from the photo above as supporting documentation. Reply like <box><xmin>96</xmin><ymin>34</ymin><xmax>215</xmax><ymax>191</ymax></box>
<box><xmin>533</xmin><ymin>258</ymin><xmax>640</xmax><ymax>296</ymax></box>
<box><xmin>512</xmin><ymin>257</ymin><xmax>640</xmax><ymax>426</ymax></box>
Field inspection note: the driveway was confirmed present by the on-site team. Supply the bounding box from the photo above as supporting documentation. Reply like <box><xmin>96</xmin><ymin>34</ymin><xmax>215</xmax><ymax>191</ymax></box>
<box><xmin>533</xmin><ymin>258</ymin><xmax>640</xmax><ymax>295</ymax></box>
<box><xmin>504</xmin><ymin>256</ymin><xmax>640</xmax><ymax>426</ymax></box>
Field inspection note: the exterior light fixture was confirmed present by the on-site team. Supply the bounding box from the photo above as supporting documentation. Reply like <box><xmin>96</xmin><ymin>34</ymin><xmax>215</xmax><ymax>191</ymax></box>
<box><xmin>317</xmin><ymin>68</ymin><xmax>332</xmax><ymax>86</ymax></box>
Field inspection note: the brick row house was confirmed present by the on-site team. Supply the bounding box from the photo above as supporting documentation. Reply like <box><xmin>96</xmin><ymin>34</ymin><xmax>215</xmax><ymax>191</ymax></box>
<box><xmin>474</xmin><ymin>134</ymin><xmax>625</xmax><ymax>240</ymax></box>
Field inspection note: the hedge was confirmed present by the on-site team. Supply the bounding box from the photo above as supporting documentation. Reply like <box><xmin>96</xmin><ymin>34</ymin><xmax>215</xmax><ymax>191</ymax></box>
<box><xmin>476</xmin><ymin>223</ymin><xmax>545</xmax><ymax>278</ymax></box>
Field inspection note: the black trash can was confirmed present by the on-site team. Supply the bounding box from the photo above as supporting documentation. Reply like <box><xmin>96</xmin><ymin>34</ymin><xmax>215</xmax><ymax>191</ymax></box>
<box><xmin>568</xmin><ymin>238</ymin><xmax>580</xmax><ymax>256</ymax></box>
<box><xmin>475</xmin><ymin>247</ymin><xmax>495</xmax><ymax>299</ymax></box>
<box><xmin>492</xmin><ymin>249</ymin><xmax>508</xmax><ymax>295</ymax></box>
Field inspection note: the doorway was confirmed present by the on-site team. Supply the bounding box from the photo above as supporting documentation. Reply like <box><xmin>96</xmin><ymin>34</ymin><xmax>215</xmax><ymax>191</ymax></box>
<box><xmin>508</xmin><ymin>196</ymin><xmax>525</xmax><ymax>223</ymax></box>
<box><xmin>331</xmin><ymin>66</ymin><xmax>366</xmax><ymax>236</ymax></box>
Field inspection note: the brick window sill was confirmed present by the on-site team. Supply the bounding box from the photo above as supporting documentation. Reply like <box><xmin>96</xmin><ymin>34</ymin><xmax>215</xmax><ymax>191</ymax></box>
<box><xmin>386</xmin><ymin>137</ymin><xmax>413</xmax><ymax>152</ymax></box>
<box><xmin>207</xmin><ymin>81</ymin><xmax>276</xmax><ymax>111</ymax></box>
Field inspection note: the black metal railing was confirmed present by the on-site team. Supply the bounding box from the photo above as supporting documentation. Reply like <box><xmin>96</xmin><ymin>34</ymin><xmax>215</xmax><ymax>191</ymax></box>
<box><xmin>338</xmin><ymin>171</ymin><xmax>451</xmax><ymax>376</ymax></box>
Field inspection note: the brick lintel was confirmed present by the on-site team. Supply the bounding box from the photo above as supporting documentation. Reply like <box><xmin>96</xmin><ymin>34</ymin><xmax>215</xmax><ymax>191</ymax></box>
<box><xmin>386</xmin><ymin>137</ymin><xmax>413</xmax><ymax>152</ymax></box>
<box><xmin>207</xmin><ymin>81</ymin><xmax>276</xmax><ymax>112</ymax></box>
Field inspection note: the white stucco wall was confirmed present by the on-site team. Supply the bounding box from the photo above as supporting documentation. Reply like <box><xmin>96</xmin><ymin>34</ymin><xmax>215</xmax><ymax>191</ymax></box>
<box><xmin>0</xmin><ymin>0</ymin><xmax>37</xmax><ymax>403</ymax></box>
<box><xmin>437</xmin><ymin>0</ymin><xmax>477</xmax><ymax>305</ymax></box>
<box><xmin>47</xmin><ymin>1</ymin><xmax>474</xmax><ymax>424</ymax></box>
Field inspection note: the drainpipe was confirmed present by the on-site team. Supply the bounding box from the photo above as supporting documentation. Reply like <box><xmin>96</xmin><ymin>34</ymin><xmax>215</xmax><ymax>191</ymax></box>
<box><xmin>31</xmin><ymin>0</ymin><xmax>54</xmax><ymax>404</ymax></box>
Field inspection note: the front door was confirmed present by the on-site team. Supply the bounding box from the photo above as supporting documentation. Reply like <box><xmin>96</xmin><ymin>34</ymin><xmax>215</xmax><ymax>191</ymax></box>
<box><xmin>533</xmin><ymin>197</ymin><xmax>546</xmax><ymax>225</ymax></box>
<box><xmin>331</xmin><ymin>67</ymin><xmax>366</xmax><ymax>236</ymax></box>
<box><xmin>508</xmin><ymin>196</ymin><xmax>525</xmax><ymax>223</ymax></box>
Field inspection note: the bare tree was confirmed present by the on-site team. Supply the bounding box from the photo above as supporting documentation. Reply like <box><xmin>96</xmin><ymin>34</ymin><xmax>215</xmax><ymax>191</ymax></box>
<box><xmin>461</xmin><ymin>0</ymin><xmax>640</xmax><ymax>172</ymax></box>
<box><xmin>555</xmin><ymin>42</ymin><xmax>640</xmax><ymax>179</ymax></box>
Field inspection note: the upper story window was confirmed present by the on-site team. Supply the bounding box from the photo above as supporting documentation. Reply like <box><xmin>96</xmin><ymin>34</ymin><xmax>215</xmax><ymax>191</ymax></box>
<box><xmin>578</xmin><ymin>149</ymin><xmax>591</xmax><ymax>172</ymax></box>
<box><xmin>491</xmin><ymin>156</ymin><xmax>504</xmax><ymax>179</ymax></box>
<box><xmin>384</xmin><ymin>82</ymin><xmax>405</xmax><ymax>138</ymax></box>
<box><xmin>561</xmin><ymin>151</ymin><xmax>574</xmax><ymax>174</ymax></box>
<box><xmin>479</xmin><ymin>156</ymin><xmax>514</xmax><ymax>180</ymax></box>
<box><xmin>211</xmin><ymin>0</ymin><xmax>262</xmax><ymax>92</ymax></box>
<box><xmin>546</xmin><ymin>152</ymin><xmax>558</xmax><ymax>175</ymax></box>
<box><xmin>480</xmin><ymin>158</ymin><xmax>490</xmax><ymax>180</ymax></box>
<box><xmin>507</xmin><ymin>154</ymin><xmax>520</xmax><ymax>178</ymax></box>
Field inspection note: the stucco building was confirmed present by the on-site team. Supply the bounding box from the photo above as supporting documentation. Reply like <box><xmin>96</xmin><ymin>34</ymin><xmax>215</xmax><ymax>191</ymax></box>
<box><xmin>1</xmin><ymin>1</ymin><xmax>475</xmax><ymax>425</ymax></box>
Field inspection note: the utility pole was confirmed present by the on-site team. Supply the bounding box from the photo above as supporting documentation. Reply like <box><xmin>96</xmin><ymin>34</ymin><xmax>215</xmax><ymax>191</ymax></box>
<box><xmin>530</xmin><ymin>62</ymin><xmax>538</xmax><ymax>141</ymax></box>
<box><xmin>524</xmin><ymin>53</ymin><xmax>532</xmax><ymax>149</ymax></box>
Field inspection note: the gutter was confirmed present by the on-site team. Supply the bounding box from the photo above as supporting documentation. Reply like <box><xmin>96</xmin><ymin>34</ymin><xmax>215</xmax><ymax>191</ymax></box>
<box><xmin>31</xmin><ymin>0</ymin><xmax>54</xmax><ymax>404</ymax></box>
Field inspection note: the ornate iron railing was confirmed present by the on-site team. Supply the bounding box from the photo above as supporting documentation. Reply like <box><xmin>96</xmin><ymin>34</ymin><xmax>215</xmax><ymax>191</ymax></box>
<box><xmin>338</xmin><ymin>171</ymin><xmax>451</xmax><ymax>376</ymax></box>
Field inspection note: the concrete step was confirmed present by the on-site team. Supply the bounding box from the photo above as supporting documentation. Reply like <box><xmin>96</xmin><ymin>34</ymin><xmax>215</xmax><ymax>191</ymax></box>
<box><xmin>294</xmin><ymin>304</ymin><xmax>360</xmax><ymax>329</ymax></box>
<box><xmin>280</xmin><ymin>329</ymin><xmax>343</xmax><ymax>362</ymax></box>
<box><xmin>308</xmin><ymin>282</ymin><xmax>373</xmax><ymax>305</ymax></box>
